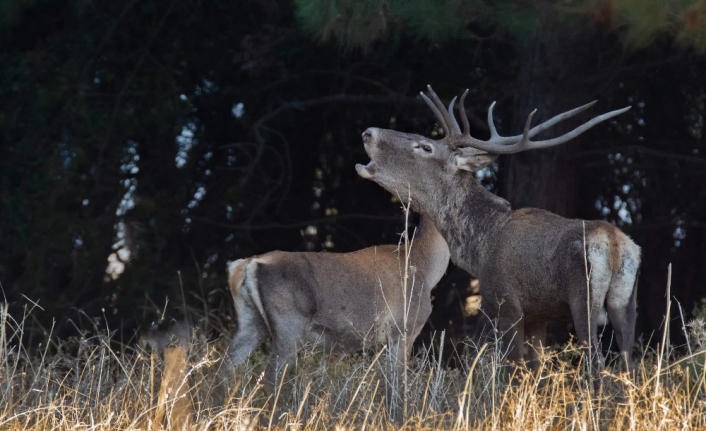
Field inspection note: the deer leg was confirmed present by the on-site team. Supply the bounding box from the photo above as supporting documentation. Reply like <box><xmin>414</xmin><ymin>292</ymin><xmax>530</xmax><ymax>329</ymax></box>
<box><xmin>607</xmin><ymin>275</ymin><xmax>638</xmax><ymax>373</ymax></box>
<box><xmin>229</xmin><ymin>327</ymin><xmax>266</xmax><ymax>367</ymax></box>
<box><xmin>229</xmin><ymin>299</ymin><xmax>267</xmax><ymax>367</ymax></box>
<box><xmin>495</xmin><ymin>302</ymin><xmax>525</xmax><ymax>366</ymax></box>
<box><xmin>607</xmin><ymin>305</ymin><xmax>634</xmax><ymax>372</ymax></box>
<box><xmin>494</xmin><ymin>313</ymin><xmax>525</xmax><ymax>389</ymax></box>
<box><xmin>264</xmin><ymin>338</ymin><xmax>298</xmax><ymax>400</ymax></box>
<box><xmin>525</xmin><ymin>321</ymin><xmax>547</xmax><ymax>373</ymax></box>
<box><xmin>570</xmin><ymin>301</ymin><xmax>604</xmax><ymax>389</ymax></box>
<box><xmin>384</xmin><ymin>330</ymin><xmax>409</xmax><ymax>424</ymax></box>
<box><xmin>263</xmin><ymin>311</ymin><xmax>308</xmax><ymax>398</ymax></box>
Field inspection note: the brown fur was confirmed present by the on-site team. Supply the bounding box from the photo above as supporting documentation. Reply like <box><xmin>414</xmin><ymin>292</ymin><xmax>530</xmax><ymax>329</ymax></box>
<box><xmin>228</xmin><ymin>258</ymin><xmax>249</xmax><ymax>297</ymax></box>
<box><xmin>593</xmin><ymin>224</ymin><xmax>622</xmax><ymax>271</ymax></box>
<box><xmin>226</xmin><ymin>214</ymin><xmax>450</xmax><ymax>397</ymax></box>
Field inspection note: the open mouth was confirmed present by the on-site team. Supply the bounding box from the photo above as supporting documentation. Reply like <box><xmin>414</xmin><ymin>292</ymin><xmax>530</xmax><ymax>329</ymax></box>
<box><xmin>355</xmin><ymin>161</ymin><xmax>376</xmax><ymax>179</ymax></box>
<box><xmin>356</xmin><ymin>129</ymin><xmax>377</xmax><ymax>179</ymax></box>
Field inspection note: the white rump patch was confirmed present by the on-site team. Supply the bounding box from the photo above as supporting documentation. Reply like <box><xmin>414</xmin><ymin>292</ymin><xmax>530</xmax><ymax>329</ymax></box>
<box><xmin>607</xmin><ymin>240</ymin><xmax>640</xmax><ymax>311</ymax></box>
<box><xmin>227</xmin><ymin>259</ymin><xmax>244</xmax><ymax>276</ymax></box>
<box><xmin>586</xmin><ymin>230</ymin><xmax>640</xmax><ymax>325</ymax></box>
<box><xmin>227</xmin><ymin>257</ymin><xmax>272</xmax><ymax>337</ymax></box>
<box><xmin>587</xmin><ymin>235</ymin><xmax>612</xmax><ymax>326</ymax></box>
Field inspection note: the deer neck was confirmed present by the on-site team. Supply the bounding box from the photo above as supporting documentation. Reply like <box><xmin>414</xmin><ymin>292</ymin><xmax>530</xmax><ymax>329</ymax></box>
<box><xmin>419</xmin><ymin>175</ymin><xmax>511</xmax><ymax>277</ymax></box>
<box><xmin>406</xmin><ymin>213</ymin><xmax>451</xmax><ymax>291</ymax></box>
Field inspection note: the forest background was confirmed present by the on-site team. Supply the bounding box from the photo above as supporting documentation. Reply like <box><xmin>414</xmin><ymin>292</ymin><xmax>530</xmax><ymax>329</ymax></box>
<box><xmin>1</xmin><ymin>0</ymin><xmax>705</xmax><ymax>350</ymax></box>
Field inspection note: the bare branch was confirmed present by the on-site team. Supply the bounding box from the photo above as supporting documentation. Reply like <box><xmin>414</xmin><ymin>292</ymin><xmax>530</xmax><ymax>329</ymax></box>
<box><xmin>98</xmin><ymin>1</ymin><xmax>176</xmax><ymax>166</ymax></box>
<box><xmin>568</xmin><ymin>144</ymin><xmax>706</xmax><ymax>167</ymax></box>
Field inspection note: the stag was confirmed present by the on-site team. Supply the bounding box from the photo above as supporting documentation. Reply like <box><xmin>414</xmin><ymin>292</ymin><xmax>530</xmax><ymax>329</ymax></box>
<box><xmin>356</xmin><ymin>87</ymin><xmax>640</xmax><ymax>379</ymax></box>
<box><xmin>227</xmin><ymin>213</ymin><xmax>450</xmax><ymax>395</ymax></box>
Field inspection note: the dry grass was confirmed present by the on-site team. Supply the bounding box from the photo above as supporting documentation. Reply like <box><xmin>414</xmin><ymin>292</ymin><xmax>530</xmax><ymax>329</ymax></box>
<box><xmin>1</xmin><ymin>302</ymin><xmax>705</xmax><ymax>430</ymax></box>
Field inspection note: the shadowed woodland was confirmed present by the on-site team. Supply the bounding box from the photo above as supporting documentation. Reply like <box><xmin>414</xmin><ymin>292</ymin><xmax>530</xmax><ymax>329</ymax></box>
<box><xmin>1</xmin><ymin>0</ymin><xmax>706</xmax><ymax>353</ymax></box>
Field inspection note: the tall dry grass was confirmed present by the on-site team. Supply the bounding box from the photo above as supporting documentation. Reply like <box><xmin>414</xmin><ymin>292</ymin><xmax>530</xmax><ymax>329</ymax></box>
<box><xmin>1</xmin><ymin>299</ymin><xmax>705</xmax><ymax>430</ymax></box>
<box><xmin>2</xmin><ymin>202</ymin><xmax>704</xmax><ymax>429</ymax></box>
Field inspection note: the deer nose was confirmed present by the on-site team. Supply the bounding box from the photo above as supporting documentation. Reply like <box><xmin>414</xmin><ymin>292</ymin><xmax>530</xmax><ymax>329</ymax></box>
<box><xmin>362</xmin><ymin>128</ymin><xmax>374</xmax><ymax>143</ymax></box>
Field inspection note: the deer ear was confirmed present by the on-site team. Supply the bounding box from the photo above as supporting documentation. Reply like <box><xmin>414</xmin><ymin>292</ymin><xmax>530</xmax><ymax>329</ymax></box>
<box><xmin>454</xmin><ymin>151</ymin><xmax>497</xmax><ymax>172</ymax></box>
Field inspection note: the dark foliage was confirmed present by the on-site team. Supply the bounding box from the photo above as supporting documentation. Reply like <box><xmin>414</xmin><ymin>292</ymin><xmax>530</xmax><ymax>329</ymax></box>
<box><xmin>0</xmin><ymin>0</ymin><xmax>704</xmax><ymax>352</ymax></box>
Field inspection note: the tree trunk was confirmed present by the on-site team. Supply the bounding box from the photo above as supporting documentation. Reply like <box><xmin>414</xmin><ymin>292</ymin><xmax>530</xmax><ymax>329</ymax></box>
<box><xmin>500</xmin><ymin>35</ymin><xmax>597</xmax><ymax>217</ymax></box>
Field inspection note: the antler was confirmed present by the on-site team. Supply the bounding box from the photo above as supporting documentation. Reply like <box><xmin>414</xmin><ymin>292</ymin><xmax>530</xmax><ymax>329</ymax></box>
<box><xmin>420</xmin><ymin>85</ymin><xmax>631</xmax><ymax>155</ymax></box>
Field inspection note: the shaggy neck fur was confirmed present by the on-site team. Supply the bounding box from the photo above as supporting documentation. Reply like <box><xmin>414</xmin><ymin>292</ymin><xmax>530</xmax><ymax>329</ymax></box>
<box><xmin>418</xmin><ymin>172</ymin><xmax>511</xmax><ymax>277</ymax></box>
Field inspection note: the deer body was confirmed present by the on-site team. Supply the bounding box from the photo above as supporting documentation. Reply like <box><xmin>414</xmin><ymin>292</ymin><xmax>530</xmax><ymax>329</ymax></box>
<box><xmin>356</xmin><ymin>87</ymin><xmax>640</xmax><ymax>377</ymax></box>
<box><xmin>438</xmin><ymin>195</ymin><xmax>639</xmax><ymax>368</ymax></box>
<box><xmin>227</xmin><ymin>214</ymin><xmax>450</xmax><ymax>394</ymax></box>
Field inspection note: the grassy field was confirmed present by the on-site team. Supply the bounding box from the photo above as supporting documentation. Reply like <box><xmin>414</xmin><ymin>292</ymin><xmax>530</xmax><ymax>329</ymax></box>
<box><xmin>1</xmin><ymin>301</ymin><xmax>705</xmax><ymax>431</ymax></box>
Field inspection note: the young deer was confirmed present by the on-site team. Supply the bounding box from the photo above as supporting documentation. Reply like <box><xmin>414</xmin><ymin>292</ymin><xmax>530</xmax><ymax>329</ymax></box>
<box><xmin>227</xmin><ymin>213</ymin><xmax>450</xmax><ymax>395</ymax></box>
<box><xmin>356</xmin><ymin>87</ymin><xmax>640</xmax><ymax>380</ymax></box>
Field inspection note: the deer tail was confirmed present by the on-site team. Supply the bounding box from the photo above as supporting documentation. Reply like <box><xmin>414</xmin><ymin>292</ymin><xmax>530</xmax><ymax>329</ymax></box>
<box><xmin>227</xmin><ymin>258</ymin><xmax>273</xmax><ymax>337</ymax></box>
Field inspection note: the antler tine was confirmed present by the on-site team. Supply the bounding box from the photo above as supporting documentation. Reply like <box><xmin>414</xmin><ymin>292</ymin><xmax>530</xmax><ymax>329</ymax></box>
<box><xmin>447</xmin><ymin>96</ymin><xmax>461</xmax><ymax>135</ymax></box>
<box><xmin>494</xmin><ymin>100</ymin><xmax>598</xmax><ymax>145</ymax></box>
<box><xmin>524</xmin><ymin>101</ymin><xmax>597</xmax><ymax>141</ymax></box>
<box><xmin>487</xmin><ymin>101</ymin><xmax>499</xmax><ymax>138</ymax></box>
<box><xmin>458</xmin><ymin>89</ymin><xmax>470</xmax><ymax>136</ymax></box>
<box><xmin>420</xmin><ymin>91</ymin><xmax>449</xmax><ymax>137</ymax></box>
<box><xmin>513</xmin><ymin>109</ymin><xmax>537</xmax><ymax>151</ymax></box>
<box><xmin>467</xmin><ymin>105</ymin><xmax>631</xmax><ymax>154</ymax></box>
<box><xmin>517</xmin><ymin>105</ymin><xmax>631</xmax><ymax>151</ymax></box>
<box><xmin>425</xmin><ymin>86</ymin><xmax>451</xmax><ymax>135</ymax></box>
<box><xmin>422</xmin><ymin>85</ymin><xmax>463</xmax><ymax>137</ymax></box>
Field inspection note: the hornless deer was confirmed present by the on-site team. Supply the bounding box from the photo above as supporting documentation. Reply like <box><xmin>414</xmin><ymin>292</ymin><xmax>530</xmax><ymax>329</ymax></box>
<box><xmin>355</xmin><ymin>87</ymin><xmax>641</xmax><ymax>380</ymax></box>
<box><xmin>227</xmin><ymin>213</ymin><xmax>450</xmax><ymax>395</ymax></box>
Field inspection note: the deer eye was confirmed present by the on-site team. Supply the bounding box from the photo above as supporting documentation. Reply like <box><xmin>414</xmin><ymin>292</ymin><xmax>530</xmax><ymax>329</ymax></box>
<box><xmin>421</xmin><ymin>143</ymin><xmax>433</xmax><ymax>153</ymax></box>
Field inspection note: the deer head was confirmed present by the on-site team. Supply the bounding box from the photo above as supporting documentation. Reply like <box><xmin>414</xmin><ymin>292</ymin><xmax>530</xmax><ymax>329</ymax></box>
<box><xmin>356</xmin><ymin>86</ymin><xmax>629</xmax><ymax>214</ymax></box>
